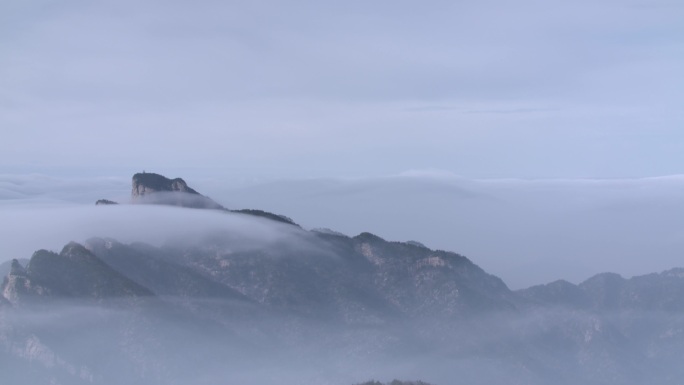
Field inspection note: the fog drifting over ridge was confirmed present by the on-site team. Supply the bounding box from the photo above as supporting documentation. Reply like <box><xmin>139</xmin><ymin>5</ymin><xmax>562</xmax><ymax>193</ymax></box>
<box><xmin>2</xmin><ymin>172</ymin><xmax>684</xmax><ymax>289</ymax></box>
<box><xmin>206</xmin><ymin>172</ymin><xmax>684</xmax><ymax>288</ymax></box>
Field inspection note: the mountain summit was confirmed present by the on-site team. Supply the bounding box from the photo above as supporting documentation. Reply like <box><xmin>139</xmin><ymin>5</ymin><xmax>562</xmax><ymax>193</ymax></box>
<box><xmin>113</xmin><ymin>171</ymin><xmax>298</xmax><ymax>225</ymax></box>
<box><xmin>130</xmin><ymin>172</ymin><xmax>224</xmax><ymax>209</ymax></box>
<box><xmin>132</xmin><ymin>172</ymin><xmax>200</xmax><ymax>198</ymax></box>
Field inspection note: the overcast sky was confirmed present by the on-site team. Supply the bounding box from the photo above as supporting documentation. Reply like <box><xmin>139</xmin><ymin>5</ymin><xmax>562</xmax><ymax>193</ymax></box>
<box><xmin>2</xmin><ymin>0</ymin><xmax>683</xmax><ymax>178</ymax></box>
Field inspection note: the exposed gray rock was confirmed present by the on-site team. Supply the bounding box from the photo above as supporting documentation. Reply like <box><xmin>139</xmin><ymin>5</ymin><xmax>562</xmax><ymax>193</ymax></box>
<box><xmin>95</xmin><ymin>199</ymin><xmax>118</xmax><ymax>205</ymax></box>
<box><xmin>131</xmin><ymin>172</ymin><xmax>224</xmax><ymax>209</ymax></box>
<box><xmin>131</xmin><ymin>172</ymin><xmax>200</xmax><ymax>198</ymax></box>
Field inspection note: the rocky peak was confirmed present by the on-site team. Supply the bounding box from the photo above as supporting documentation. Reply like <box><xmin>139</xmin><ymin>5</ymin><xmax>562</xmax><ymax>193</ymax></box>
<box><xmin>95</xmin><ymin>199</ymin><xmax>118</xmax><ymax>205</ymax></box>
<box><xmin>9</xmin><ymin>259</ymin><xmax>26</xmax><ymax>276</ymax></box>
<box><xmin>60</xmin><ymin>242</ymin><xmax>98</xmax><ymax>262</ymax></box>
<box><xmin>130</xmin><ymin>172</ymin><xmax>225</xmax><ymax>209</ymax></box>
<box><xmin>94</xmin><ymin>171</ymin><xmax>301</xmax><ymax>226</ymax></box>
<box><xmin>131</xmin><ymin>172</ymin><xmax>199</xmax><ymax>199</ymax></box>
<box><xmin>2</xmin><ymin>259</ymin><xmax>36</xmax><ymax>303</ymax></box>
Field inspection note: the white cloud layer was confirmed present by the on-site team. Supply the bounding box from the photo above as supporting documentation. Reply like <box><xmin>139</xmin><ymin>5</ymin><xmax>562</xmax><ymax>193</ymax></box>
<box><xmin>3</xmin><ymin>172</ymin><xmax>684</xmax><ymax>289</ymax></box>
<box><xmin>1</xmin><ymin>199</ymin><xmax>306</xmax><ymax>266</ymax></box>
<box><xmin>203</xmin><ymin>172</ymin><xmax>684</xmax><ymax>288</ymax></box>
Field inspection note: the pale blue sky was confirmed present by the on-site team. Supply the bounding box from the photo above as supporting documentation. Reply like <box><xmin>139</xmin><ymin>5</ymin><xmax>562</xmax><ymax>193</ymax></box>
<box><xmin>1</xmin><ymin>0</ymin><xmax>683</xmax><ymax>179</ymax></box>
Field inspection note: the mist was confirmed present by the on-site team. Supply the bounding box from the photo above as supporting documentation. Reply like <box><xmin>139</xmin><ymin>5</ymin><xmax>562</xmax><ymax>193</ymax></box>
<box><xmin>2</xmin><ymin>0</ymin><xmax>683</xmax><ymax>382</ymax></box>
<box><xmin>3</xmin><ymin>172</ymin><xmax>684</xmax><ymax>288</ymax></box>
<box><xmin>5</xmin><ymin>295</ymin><xmax>683</xmax><ymax>385</ymax></box>
<box><xmin>4</xmin><ymin>173</ymin><xmax>684</xmax><ymax>384</ymax></box>
<box><xmin>0</xmin><ymin>203</ymin><xmax>306</xmax><ymax>264</ymax></box>
<box><xmin>201</xmin><ymin>172</ymin><xmax>684</xmax><ymax>288</ymax></box>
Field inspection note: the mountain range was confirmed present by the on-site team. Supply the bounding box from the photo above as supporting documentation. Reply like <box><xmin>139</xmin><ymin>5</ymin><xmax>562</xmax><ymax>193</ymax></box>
<box><xmin>2</xmin><ymin>172</ymin><xmax>684</xmax><ymax>385</ymax></box>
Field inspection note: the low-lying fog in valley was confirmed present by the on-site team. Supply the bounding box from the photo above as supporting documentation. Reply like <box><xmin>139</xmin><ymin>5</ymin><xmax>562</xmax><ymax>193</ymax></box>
<box><xmin>3</xmin><ymin>173</ymin><xmax>684</xmax><ymax>384</ymax></box>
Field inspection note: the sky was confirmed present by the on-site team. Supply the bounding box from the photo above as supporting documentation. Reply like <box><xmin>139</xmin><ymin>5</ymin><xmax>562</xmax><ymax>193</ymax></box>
<box><xmin>1</xmin><ymin>0</ymin><xmax>683</xmax><ymax>178</ymax></box>
<box><xmin>1</xmin><ymin>1</ymin><xmax>684</xmax><ymax>288</ymax></box>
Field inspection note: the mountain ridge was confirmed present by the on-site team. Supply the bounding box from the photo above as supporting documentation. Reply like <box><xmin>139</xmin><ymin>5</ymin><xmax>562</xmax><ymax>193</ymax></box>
<box><xmin>3</xmin><ymin>171</ymin><xmax>684</xmax><ymax>385</ymax></box>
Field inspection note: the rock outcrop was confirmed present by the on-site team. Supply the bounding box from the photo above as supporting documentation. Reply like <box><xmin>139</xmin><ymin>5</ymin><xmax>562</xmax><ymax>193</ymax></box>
<box><xmin>1</xmin><ymin>259</ymin><xmax>33</xmax><ymax>303</ymax></box>
<box><xmin>130</xmin><ymin>172</ymin><xmax>224</xmax><ymax>209</ymax></box>
<box><xmin>132</xmin><ymin>172</ymin><xmax>200</xmax><ymax>198</ymax></box>
<box><xmin>93</xmin><ymin>172</ymin><xmax>301</xmax><ymax>226</ymax></box>
<box><xmin>95</xmin><ymin>199</ymin><xmax>118</xmax><ymax>205</ymax></box>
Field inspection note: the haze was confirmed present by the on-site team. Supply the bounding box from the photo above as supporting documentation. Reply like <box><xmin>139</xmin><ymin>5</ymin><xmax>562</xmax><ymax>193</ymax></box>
<box><xmin>1</xmin><ymin>0</ymin><xmax>683</xmax><ymax>179</ymax></box>
<box><xmin>1</xmin><ymin>1</ymin><xmax>683</xmax><ymax>288</ymax></box>
<box><xmin>3</xmin><ymin>172</ymin><xmax>684</xmax><ymax>289</ymax></box>
<box><xmin>4</xmin><ymin>2</ymin><xmax>684</xmax><ymax>384</ymax></box>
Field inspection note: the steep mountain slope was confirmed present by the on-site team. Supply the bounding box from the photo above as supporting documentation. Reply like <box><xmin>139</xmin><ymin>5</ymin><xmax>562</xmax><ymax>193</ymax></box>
<box><xmin>84</xmin><ymin>237</ymin><xmax>249</xmax><ymax>301</ymax></box>
<box><xmin>139</xmin><ymin>228</ymin><xmax>516</xmax><ymax>324</ymax></box>
<box><xmin>2</xmin><ymin>243</ymin><xmax>152</xmax><ymax>303</ymax></box>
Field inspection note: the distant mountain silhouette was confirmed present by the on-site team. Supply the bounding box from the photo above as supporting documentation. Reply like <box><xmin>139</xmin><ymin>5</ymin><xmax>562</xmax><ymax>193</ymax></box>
<box><xmin>520</xmin><ymin>268</ymin><xmax>684</xmax><ymax>312</ymax></box>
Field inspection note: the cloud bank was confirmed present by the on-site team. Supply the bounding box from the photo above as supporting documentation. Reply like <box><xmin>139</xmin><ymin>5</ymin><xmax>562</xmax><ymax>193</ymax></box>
<box><xmin>204</xmin><ymin>172</ymin><xmax>684</xmax><ymax>288</ymax></box>
<box><xmin>3</xmin><ymin>172</ymin><xmax>684</xmax><ymax>289</ymax></box>
<box><xmin>0</xmin><ymin>202</ymin><xmax>306</xmax><ymax>265</ymax></box>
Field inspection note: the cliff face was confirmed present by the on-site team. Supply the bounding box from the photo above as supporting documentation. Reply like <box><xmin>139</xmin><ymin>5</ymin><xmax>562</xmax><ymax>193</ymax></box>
<box><xmin>1</xmin><ymin>259</ymin><xmax>36</xmax><ymax>303</ymax></box>
<box><xmin>131</xmin><ymin>172</ymin><xmax>200</xmax><ymax>198</ymax></box>
<box><xmin>92</xmin><ymin>172</ymin><xmax>300</xmax><ymax>226</ymax></box>
<box><xmin>130</xmin><ymin>172</ymin><xmax>224</xmax><ymax>209</ymax></box>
